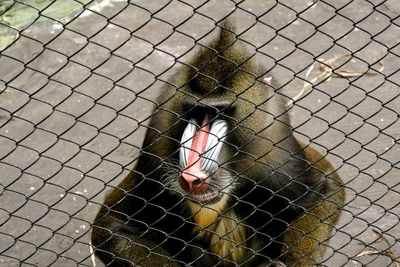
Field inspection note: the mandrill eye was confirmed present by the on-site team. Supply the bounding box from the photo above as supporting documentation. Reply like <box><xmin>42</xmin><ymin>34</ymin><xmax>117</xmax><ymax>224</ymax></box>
<box><xmin>179</xmin><ymin>117</ymin><xmax>228</xmax><ymax>172</ymax></box>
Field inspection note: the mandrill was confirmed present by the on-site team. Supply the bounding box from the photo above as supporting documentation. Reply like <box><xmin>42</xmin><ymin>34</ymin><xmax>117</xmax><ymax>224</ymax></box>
<box><xmin>91</xmin><ymin>21</ymin><xmax>345</xmax><ymax>267</ymax></box>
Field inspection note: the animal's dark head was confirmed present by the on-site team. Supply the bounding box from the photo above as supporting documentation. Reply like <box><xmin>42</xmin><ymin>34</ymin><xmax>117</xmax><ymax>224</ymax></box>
<box><xmin>154</xmin><ymin>22</ymin><xmax>294</xmax><ymax>206</ymax></box>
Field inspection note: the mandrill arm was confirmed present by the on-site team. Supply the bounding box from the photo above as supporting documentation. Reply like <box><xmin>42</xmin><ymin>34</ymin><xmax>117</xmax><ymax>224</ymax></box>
<box><xmin>282</xmin><ymin>142</ymin><xmax>345</xmax><ymax>266</ymax></box>
<box><xmin>91</xmin><ymin>171</ymin><xmax>180</xmax><ymax>267</ymax></box>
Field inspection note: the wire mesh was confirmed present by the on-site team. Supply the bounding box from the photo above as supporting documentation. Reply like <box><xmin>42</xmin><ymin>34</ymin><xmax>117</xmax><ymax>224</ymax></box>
<box><xmin>0</xmin><ymin>0</ymin><xmax>399</xmax><ymax>266</ymax></box>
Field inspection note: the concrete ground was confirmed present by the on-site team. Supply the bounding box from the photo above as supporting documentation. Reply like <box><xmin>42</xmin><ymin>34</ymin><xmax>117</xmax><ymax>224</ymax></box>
<box><xmin>0</xmin><ymin>0</ymin><xmax>399</xmax><ymax>266</ymax></box>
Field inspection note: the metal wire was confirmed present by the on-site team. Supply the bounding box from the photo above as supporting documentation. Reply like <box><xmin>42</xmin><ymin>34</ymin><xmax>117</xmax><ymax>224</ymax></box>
<box><xmin>0</xmin><ymin>0</ymin><xmax>399</xmax><ymax>266</ymax></box>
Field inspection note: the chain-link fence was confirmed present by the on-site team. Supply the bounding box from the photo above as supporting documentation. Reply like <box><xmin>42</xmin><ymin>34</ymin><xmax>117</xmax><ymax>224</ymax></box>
<box><xmin>0</xmin><ymin>0</ymin><xmax>399</xmax><ymax>266</ymax></box>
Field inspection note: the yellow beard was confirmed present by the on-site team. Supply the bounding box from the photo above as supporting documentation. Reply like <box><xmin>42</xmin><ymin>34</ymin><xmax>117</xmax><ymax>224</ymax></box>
<box><xmin>187</xmin><ymin>195</ymin><xmax>247</xmax><ymax>263</ymax></box>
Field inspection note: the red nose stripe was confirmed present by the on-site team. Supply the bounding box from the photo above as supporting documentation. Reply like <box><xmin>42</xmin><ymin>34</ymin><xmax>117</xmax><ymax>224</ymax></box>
<box><xmin>181</xmin><ymin>116</ymin><xmax>209</xmax><ymax>190</ymax></box>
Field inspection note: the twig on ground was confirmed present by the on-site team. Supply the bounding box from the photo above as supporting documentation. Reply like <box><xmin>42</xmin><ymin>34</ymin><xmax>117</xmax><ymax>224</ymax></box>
<box><xmin>286</xmin><ymin>54</ymin><xmax>384</xmax><ymax>107</ymax></box>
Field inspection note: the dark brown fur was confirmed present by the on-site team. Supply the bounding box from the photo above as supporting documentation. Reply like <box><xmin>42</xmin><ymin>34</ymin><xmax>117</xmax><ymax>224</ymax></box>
<box><xmin>91</xmin><ymin>21</ymin><xmax>345</xmax><ymax>266</ymax></box>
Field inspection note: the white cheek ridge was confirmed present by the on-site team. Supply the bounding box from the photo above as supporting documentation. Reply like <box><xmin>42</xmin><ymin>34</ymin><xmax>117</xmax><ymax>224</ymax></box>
<box><xmin>201</xmin><ymin>120</ymin><xmax>228</xmax><ymax>172</ymax></box>
<box><xmin>179</xmin><ymin>119</ymin><xmax>197</xmax><ymax>168</ymax></box>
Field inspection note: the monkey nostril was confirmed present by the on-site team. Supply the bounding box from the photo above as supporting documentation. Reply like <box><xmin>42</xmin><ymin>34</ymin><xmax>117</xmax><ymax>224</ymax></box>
<box><xmin>179</xmin><ymin>176</ymin><xmax>199</xmax><ymax>191</ymax></box>
<box><xmin>180</xmin><ymin>172</ymin><xmax>208</xmax><ymax>193</ymax></box>
<box><xmin>192</xmin><ymin>179</ymin><xmax>201</xmax><ymax>188</ymax></box>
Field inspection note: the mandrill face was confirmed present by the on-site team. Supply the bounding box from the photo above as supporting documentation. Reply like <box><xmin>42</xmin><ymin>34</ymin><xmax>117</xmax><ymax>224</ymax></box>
<box><xmin>177</xmin><ymin>114</ymin><xmax>233</xmax><ymax>204</ymax></box>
